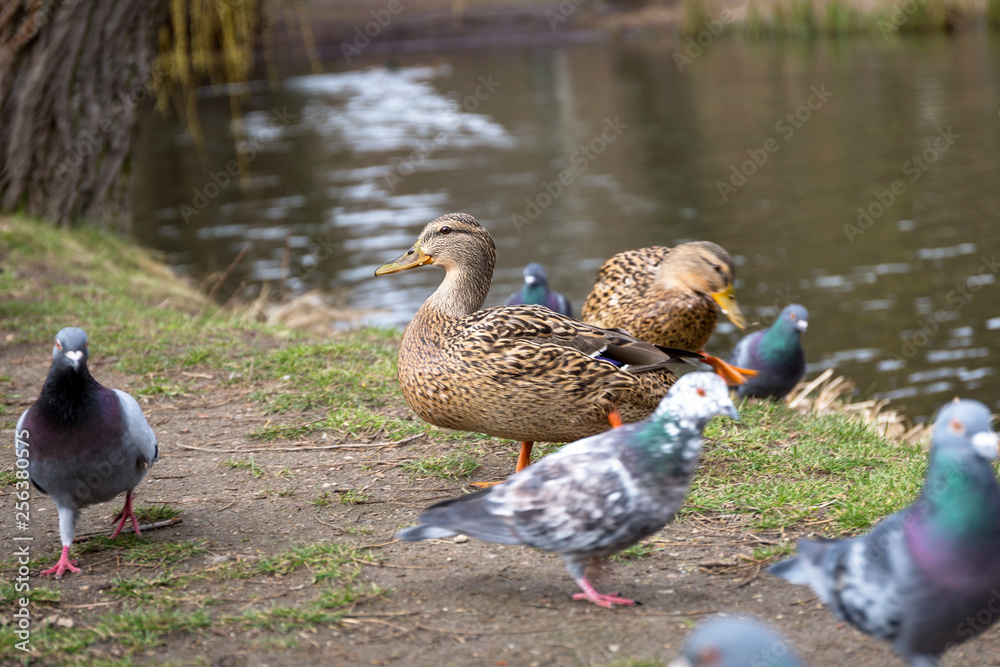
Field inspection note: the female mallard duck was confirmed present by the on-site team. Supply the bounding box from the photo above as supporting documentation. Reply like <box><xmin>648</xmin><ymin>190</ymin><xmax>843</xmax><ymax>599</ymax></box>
<box><xmin>581</xmin><ymin>242</ymin><xmax>754</xmax><ymax>385</ymax></box>
<box><xmin>375</xmin><ymin>213</ymin><xmax>702</xmax><ymax>478</ymax></box>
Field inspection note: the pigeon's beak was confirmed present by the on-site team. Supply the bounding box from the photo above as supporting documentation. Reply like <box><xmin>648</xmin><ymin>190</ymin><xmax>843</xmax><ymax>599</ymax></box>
<box><xmin>375</xmin><ymin>241</ymin><xmax>433</xmax><ymax>276</ymax></box>
<box><xmin>971</xmin><ymin>431</ymin><xmax>999</xmax><ymax>460</ymax></box>
<box><xmin>711</xmin><ymin>285</ymin><xmax>746</xmax><ymax>329</ymax></box>
<box><xmin>65</xmin><ymin>350</ymin><xmax>83</xmax><ymax>371</ymax></box>
<box><xmin>796</xmin><ymin>319</ymin><xmax>809</xmax><ymax>333</ymax></box>
<box><xmin>524</xmin><ymin>275</ymin><xmax>537</xmax><ymax>285</ymax></box>
<box><xmin>720</xmin><ymin>399</ymin><xmax>740</xmax><ymax>422</ymax></box>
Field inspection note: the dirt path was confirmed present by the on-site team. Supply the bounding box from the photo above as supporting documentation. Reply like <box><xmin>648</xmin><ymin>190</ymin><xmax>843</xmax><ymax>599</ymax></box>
<box><xmin>3</xmin><ymin>350</ymin><xmax>1000</xmax><ymax>666</ymax></box>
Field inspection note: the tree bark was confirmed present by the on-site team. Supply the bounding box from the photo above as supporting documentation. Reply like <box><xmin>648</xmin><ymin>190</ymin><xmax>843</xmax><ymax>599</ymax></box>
<box><xmin>0</xmin><ymin>0</ymin><xmax>168</xmax><ymax>230</ymax></box>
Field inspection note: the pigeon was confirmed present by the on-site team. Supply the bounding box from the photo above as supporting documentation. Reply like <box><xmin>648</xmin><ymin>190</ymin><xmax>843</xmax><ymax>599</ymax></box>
<box><xmin>505</xmin><ymin>262</ymin><xmax>573</xmax><ymax>317</ymax></box>
<box><xmin>16</xmin><ymin>327</ymin><xmax>159</xmax><ymax>578</ymax></box>
<box><xmin>670</xmin><ymin>616</ymin><xmax>805</xmax><ymax>667</ymax></box>
<box><xmin>768</xmin><ymin>398</ymin><xmax>1000</xmax><ymax>666</ymax></box>
<box><xmin>728</xmin><ymin>304</ymin><xmax>808</xmax><ymax>400</ymax></box>
<box><xmin>397</xmin><ymin>372</ymin><xmax>738</xmax><ymax>608</ymax></box>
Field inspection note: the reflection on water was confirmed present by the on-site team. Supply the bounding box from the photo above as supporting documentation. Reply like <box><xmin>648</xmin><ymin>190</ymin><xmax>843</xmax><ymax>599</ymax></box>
<box><xmin>131</xmin><ymin>34</ymin><xmax>1000</xmax><ymax>421</ymax></box>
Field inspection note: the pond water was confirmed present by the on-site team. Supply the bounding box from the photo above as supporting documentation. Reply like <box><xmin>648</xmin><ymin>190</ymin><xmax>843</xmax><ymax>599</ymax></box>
<box><xmin>131</xmin><ymin>32</ymin><xmax>1000</xmax><ymax>421</ymax></box>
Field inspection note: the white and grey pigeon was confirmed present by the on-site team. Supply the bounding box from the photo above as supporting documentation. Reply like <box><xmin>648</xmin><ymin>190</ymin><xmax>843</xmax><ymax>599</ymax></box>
<box><xmin>397</xmin><ymin>372</ymin><xmax>738</xmax><ymax>608</ymax></box>
<box><xmin>669</xmin><ymin>616</ymin><xmax>805</xmax><ymax>667</ymax></box>
<box><xmin>768</xmin><ymin>398</ymin><xmax>1000</xmax><ymax>666</ymax></box>
<box><xmin>16</xmin><ymin>327</ymin><xmax>159</xmax><ymax>578</ymax></box>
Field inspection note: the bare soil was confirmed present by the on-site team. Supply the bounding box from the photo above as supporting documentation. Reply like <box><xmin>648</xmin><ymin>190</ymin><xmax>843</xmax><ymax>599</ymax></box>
<box><xmin>3</xmin><ymin>350</ymin><xmax>1000</xmax><ymax>667</ymax></box>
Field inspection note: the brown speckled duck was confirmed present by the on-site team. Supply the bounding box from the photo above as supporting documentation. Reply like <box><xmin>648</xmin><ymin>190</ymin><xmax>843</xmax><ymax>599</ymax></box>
<box><xmin>375</xmin><ymin>213</ymin><xmax>702</xmax><ymax>479</ymax></box>
<box><xmin>581</xmin><ymin>242</ymin><xmax>754</xmax><ymax>385</ymax></box>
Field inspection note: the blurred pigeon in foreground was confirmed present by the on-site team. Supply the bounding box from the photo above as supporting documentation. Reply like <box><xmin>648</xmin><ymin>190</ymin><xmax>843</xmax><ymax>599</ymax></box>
<box><xmin>16</xmin><ymin>328</ymin><xmax>159</xmax><ymax>578</ymax></box>
<box><xmin>728</xmin><ymin>304</ymin><xmax>808</xmax><ymax>400</ymax></box>
<box><xmin>670</xmin><ymin>616</ymin><xmax>805</xmax><ymax>667</ymax></box>
<box><xmin>768</xmin><ymin>399</ymin><xmax>1000</xmax><ymax>666</ymax></box>
<box><xmin>397</xmin><ymin>372</ymin><xmax>738</xmax><ymax>608</ymax></box>
<box><xmin>505</xmin><ymin>262</ymin><xmax>573</xmax><ymax>317</ymax></box>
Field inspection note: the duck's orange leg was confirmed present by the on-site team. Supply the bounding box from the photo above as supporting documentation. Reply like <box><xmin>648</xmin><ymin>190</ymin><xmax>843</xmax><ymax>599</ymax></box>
<box><xmin>515</xmin><ymin>441</ymin><xmax>533</xmax><ymax>472</ymax></box>
<box><xmin>698</xmin><ymin>352</ymin><xmax>759</xmax><ymax>387</ymax></box>
<box><xmin>472</xmin><ymin>441</ymin><xmax>533</xmax><ymax>488</ymax></box>
<box><xmin>607</xmin><ymin>408</ymin><xmax>623</xmax><ymax>429</ymax></box>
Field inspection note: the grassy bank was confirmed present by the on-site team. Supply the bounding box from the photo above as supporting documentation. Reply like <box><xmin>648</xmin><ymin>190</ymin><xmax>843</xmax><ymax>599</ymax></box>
<box><xmin>682</xmin><ymin>0</ymin><xmax>1000</xmax><ymax>37</ymax></box>
<box><xmin>0</xmin><ymin>215</ymin><xmax>966</xmax><ymax>665</ymax></box>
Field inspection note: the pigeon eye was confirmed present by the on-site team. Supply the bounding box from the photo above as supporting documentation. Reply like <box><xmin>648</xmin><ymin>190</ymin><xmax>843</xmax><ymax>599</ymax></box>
<box><xmin>790</xmin><ymin>312</ymin><xmax>797</xmax><ymax>319</ymax></box>
<box><xmin>56</xmin><ymin>341</ymin><xmax>62</xmax><ymax>350</ymax></box>
<box><xmin>440</xmin><ymin>226</ymin><xmax>452</xmax><ymax>235</ymax></box>
<box><xmin>696</xmin><ymin>388</ymin><xmax>706</xmax><ymax>397</ymax></box>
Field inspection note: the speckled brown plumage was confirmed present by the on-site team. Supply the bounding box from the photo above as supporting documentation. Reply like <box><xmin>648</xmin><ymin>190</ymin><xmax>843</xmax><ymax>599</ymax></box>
<box><xmin>581</xmin><ymin>243</ymin><xmax>742</xmax><ymax>351</ymax></box>
<box><xmin>375</xmin><ymin>213</ymin><xmax>700</xmax><ymax>448</ymax></box>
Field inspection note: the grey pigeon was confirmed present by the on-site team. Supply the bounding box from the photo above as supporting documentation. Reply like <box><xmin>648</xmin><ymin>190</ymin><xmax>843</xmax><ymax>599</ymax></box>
<box><xmin>768</xmin><ymin>398</ymin><xmax>1000</xmax><ymax>666</ymax></box>
<box><xmin>728</xmin><ymin>304</ymin><xmax>808</xmax><ymax>400</ymax></box>
<box><xmin>670</xmin><ymin>616</ymin><xmax>805</xmax><ymax>667</ymax></box>
<box><xmin>16</xmin><ymin>328</ymin><xmax>159</xmax><ymax>578</ymax></box>
<box><xmin>505</xmin><ymin>262</ymin><xmax>573</xmax><ymax>317</ymax></box>
<box><xmin>397</xmin><ymin>372</ymin><xmax>738</xmax><ymax>608</ymax></box>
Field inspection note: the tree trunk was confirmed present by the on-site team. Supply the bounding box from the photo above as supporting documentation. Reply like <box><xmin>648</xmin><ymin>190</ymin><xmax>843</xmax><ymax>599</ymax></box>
<box><xmin>0</xmin><ymin>0</ymin><xmax>168</xmax><ymax>230</ymax></box>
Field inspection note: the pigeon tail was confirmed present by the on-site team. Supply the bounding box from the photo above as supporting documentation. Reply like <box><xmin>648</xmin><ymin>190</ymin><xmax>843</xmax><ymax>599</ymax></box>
<box><xmin>399</xmin><ymin>490</ymin><xmax>522</xmax><ymax>545</ymax></box>
<box><xmin>397</xmin><ymin>525</ymin><xmax>458</xmax><ymax>541</ymax></box>
<box><xmin>767</xmin><ymin>556</ymin><xmax>809</xmax><ymax>584</ymax></box>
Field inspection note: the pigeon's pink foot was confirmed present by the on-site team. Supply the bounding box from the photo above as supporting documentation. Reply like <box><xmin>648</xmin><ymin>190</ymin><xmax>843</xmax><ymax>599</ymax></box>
<box><xmin>109</xmin><ymin>492</ymin><xmax>142</xmax><ymax>539</ymax></box>
<box><xmin>39</xmin><ymin>546</ymin><xmax>81</xmax><ymax>579</ymax></box>
<box><xmin>572</xmin><ymin>577</ymin><xmax>637</xmax><ymax>608</ymax></box>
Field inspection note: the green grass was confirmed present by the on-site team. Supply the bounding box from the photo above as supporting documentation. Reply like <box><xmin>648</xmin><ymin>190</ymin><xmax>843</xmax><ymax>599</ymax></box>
<box><xmin>223</xmin><ymin>455</ymin><xmax>264</xmax><ymax>477</ymax></box>
<box><xmin>610</xmin><ymin>543</ymin><xmax>658</xmax><ymax>562</ymax></box>
<box><xmin>400</xmin><ymin>448</ymin><xmax>482</xmax><ymax>480</ymax></box>
<box><xmin>0</xmin><ymin>540</ymin><xmax>386</xmax><ymax>665</ymax></box>
<box><xmin>683</xmin><ymin>0</ymin><xmax>981</xmax><ymax>37</ymax></box>
<box><xmin>339</xmin><ymin>489</ymin><xmax>373</xmax><ymax>504</ymax></box>
<box><xmin>0</xmin><ymin>469</ymin><xmax>17</xmax><ymax>486</ymax></box>
<box><xmin>134</xmin><ymin>503</ymin><xmax>180</xmax><ymax>523</ymax></box>
<box><xmin>687</xmin><ymin>398</ymin><xmax>933</xmax><ymax>534</ymax></box>
<box><xmin>250</xmin><ymin>542</ymin><xmax>380</xmax><ymax>583</ymax></box>
<box><xmin>0</xmin><ymin>581</ymin><xmax>62</xmax><ymax>606</ymax></box>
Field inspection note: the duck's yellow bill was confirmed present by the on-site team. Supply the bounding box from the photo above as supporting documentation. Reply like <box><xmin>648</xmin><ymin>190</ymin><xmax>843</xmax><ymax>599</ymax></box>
<box><xmin>375</xmin><ymin>243</ymin><xmax>433</xmax><ymax>276</ymax></box>
<box><xmin>711</xmin><ymin>285</ymin><xmax>746</xmax><ymax>329</ymax></box>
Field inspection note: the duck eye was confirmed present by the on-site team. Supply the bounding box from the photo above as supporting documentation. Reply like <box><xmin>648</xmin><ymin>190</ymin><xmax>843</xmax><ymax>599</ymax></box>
<box><xmin>440</xmin><ymin>226</ymin><xmax>452</xmax><ymax>235</ymax></box>
<box><xmin>696</xmin><ymin>387</ymin><xmax>706</xmax><ymax>397</ymax></box>
<box><xmin>712</xmin><ymin>264</ymin><xmax>722</xmax><ymax>273</ymax></box>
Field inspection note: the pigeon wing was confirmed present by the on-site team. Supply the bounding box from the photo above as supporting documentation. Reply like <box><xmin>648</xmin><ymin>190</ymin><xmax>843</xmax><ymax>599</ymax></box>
<box><xmin>489</xmin><ymin>433</ymin><xmax>647</xmax><ymax>555</ymax></box>
<box><xmin>114</xmin><ymin>389</ymin><xmax>159</xmax><ymax>465</ymax></box>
